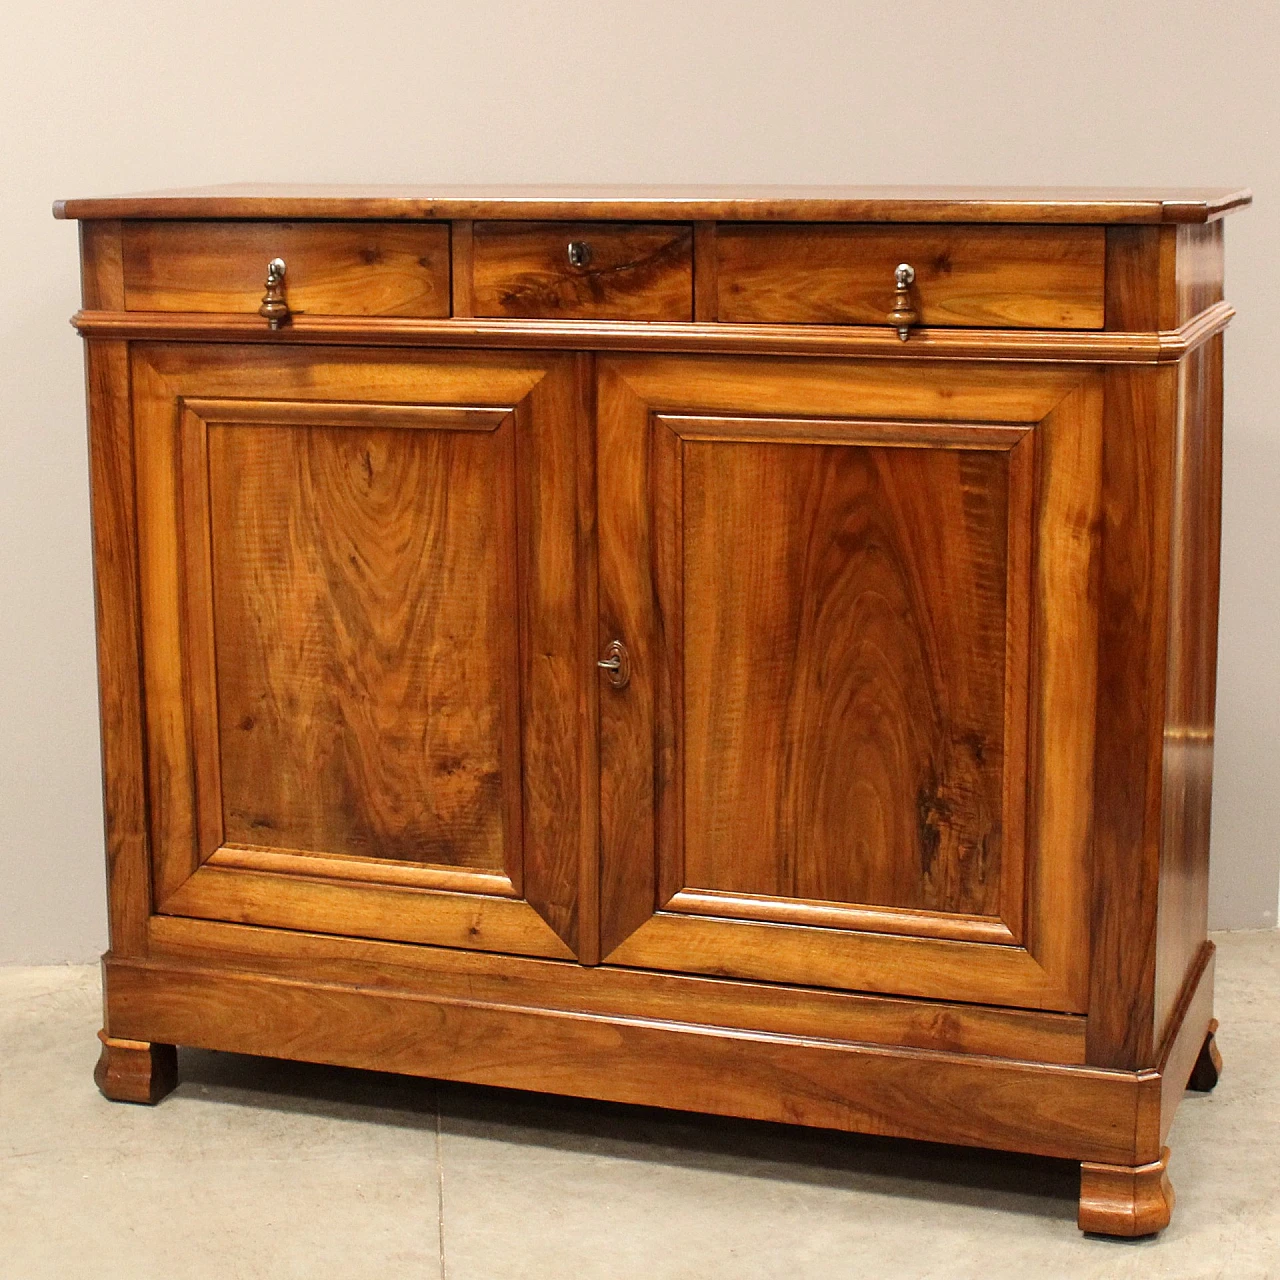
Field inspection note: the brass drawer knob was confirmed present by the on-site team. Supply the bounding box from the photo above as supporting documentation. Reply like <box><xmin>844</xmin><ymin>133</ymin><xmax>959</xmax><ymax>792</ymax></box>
<box><xmin>258</xmin><ymin>257</ymin><xmax>290</xmax><ymax>329</ymax></box>
<box><xmin>887</xmin><ymin>262</ymin><xmax>919</xmax><ymax>341</ymax></box>
<box><xmin>567</xmin><ymin>240</ymin><xmax>593</xmax><ymax>269</ymax></box>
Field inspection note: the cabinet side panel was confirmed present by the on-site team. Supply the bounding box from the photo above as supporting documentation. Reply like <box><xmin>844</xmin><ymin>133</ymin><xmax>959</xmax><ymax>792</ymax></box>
<box><xmin>1087</xmin><ymin>365</ymin><xmax>1177</xmax><ymax>1068</ymax></box>
<box><xmin>85</xmin><ymin>338</ymin><xmax>151</xmax><ymax>955</ymax></box>
<box><xmin>80</xmin><ymin>221</ymin><xmax>125</xmax><ymax>310</ymax></box>
<box><xmin>1154</xmin><ymin>336</ymin><xmax>1223</xmax><ymax>1041</ymax></box>
<box><xmin>1176</xmin><ymin>224</ymin><xmax>1225</xmax><ymax>325</ymax></box>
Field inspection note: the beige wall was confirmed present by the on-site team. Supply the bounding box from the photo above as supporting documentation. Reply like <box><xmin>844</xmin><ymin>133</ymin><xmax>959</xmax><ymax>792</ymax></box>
<box><xmin>1</xmin><ymin>1</ymin><xmax>1276</xmax><ymax>963</ymax></box>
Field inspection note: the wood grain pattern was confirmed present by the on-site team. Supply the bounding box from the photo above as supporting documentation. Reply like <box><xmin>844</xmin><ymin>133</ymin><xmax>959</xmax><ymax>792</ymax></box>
<box><xmin>1087</xmin><ymin>364</ymin><xmax>1179</xmax><ymax>1068</ymax></box>
<box><xmin>472</xmin><ymin>222</ymin><xmax>693</xmax><ymax>320</ymax></box>
<box><xmin>1104</xmin><ymin>226</ymin><xmax>1176</xmax><ymax>331</ymax></box>
<box><xmin>69</xmin><ymin>303</ymin><xmax>1237</xmax><ymax>364</ymax></box>
<box><xmin>102</xmin><ymin>955</ymin><xmax>1152</xmax><ymax>1165</ymax></box>
<box><xmin>597</xmin><ymin>355</ymin><xmax>1097</xmax><ymax>1010</ymax></box>
<box><xmin>1156</xmin><ymin>943</ymin><xmax>1215</xmax><ymax>1145</ymax></box>
<box><xmin>450</xmin><ymin>219</ymin><xmax>474</xmax><ymax>317</ymax></box>
<box><xmin>1153</xmin><ymin>339</ymin><xmax>1224</xmax><ymax>1044</ymax></box>
<box><xmin>55</xmin><ymin>183</ymin><xmax>1254</xmax><ymax>224</ymax></box>
<box><xmin>693</xmin><ymin>223</ymin><xmax>718</xmax><ymax>321</ymax></box>
<box><xmin>717</xmin><ymin>224</ymin><xmax>1106</xmax><ymax>329</ymax></box>
<box><xmin>678</xmin><ymin>429</ymin><xmax>1013</xmax><ymax>918</ymax></box>
<box><xmin>121</xmin><ymin>221</ymin><xmax>451</xmax><ymax>316</ymax></box>
<box><xmin>160</xmin><ymin>862</ymin><xmax>573</xmax><ymax>959</ymax></box>
<box><xmin>203</xmin><ymin>405</ymin><xmax>518</xmax><ymax>869</ymax></box>
<box><xmin>148</xmin><ymin>915</ymin><xmax>1089</xmax><ymax>1064</ymax></box>
<box><xmin>664</xmin><ymin>889</ymin><xmax>1015</xmax><ymax>944</ymax></box>
<box><xmin>130</xmin><ymin>344</ymin><xmax>595</xmax><ymax>958</ymax></box>
<box><xmin>1079</xmin><ymin>1147</ymin><xmax>1175</xmax><ymax>1236</ymax></box>
<box><xmin>84</xmin><ymin>339</ymin><xmax>151</xmax><ymax>955</ymax></box>
<box><xmin>1022</xmin><ymin>379</ymin><xmax>1103</xmax><ymax>1014</ymax></box>
<box><xmin>93</xmin><ymin>1031</ymin><xmax>178</xmax><ymax>1105</ymax></box>
<box><xmin>67</xmin><ymin>193</ymin><xmax>1240</xmax><ymax>1237</ymax></box>
<box><xmin>79</xmin><ymin>221</ymin><xmax>125</xmax><ymax>309</ymax></box>
<box><xmin>1176</xmin><ymin>223</ymin><xmax>1225</xmax><ymax>324</ymax></box>
<box><xmin>516</xmin><ymin>354</ymin><xmax>601</xmax><ymax>958</ymax></box>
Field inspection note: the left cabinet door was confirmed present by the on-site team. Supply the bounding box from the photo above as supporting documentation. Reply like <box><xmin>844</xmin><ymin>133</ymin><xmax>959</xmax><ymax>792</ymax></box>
<box><xmin>129</xmin><ymin>344</ymin><xmax>597</xmax><ymax>961</ymax></box>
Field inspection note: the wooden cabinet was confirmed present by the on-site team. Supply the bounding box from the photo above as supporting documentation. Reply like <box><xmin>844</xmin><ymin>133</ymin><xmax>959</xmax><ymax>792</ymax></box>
<box><xmin>59</xmin><ymin>184</ymin><xmax>1250</xmax><ymax>1238</ymax></box>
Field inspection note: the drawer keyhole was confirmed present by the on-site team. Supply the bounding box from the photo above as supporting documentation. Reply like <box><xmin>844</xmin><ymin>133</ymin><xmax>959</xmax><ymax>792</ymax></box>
<box><xmin>567</xmin><ymin>241</ymin><xmax>593</xmax><ymax>269</ymax></box>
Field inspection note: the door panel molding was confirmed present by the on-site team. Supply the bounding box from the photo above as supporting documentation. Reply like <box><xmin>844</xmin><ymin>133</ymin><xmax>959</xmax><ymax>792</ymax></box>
<box><xmin>132</xmin><ymin>345</ymin><xmax>595</xmax><ymax>960</ymax></box>
<box><xmin>597</xmin><ymin>355</ymin><xmax>1100</xmax><ymax>1010</ymax></box>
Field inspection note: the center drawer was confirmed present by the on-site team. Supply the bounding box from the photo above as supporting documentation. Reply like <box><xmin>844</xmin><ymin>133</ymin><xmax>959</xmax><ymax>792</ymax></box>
<box><xmin>471</xmin><ymin>221</ymin><xmax>694</xmax><ymax>321</ymax></box>
<box><xmin>716</xmin><ymin>223</ymin><xmax>1107</xmax><ymax>329</ymax></box>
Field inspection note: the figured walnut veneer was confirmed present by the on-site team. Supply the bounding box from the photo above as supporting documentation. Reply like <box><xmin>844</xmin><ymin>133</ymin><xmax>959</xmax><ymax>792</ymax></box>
<box><xmin>62</xmin><ymin>186</ymin><xmax>1248</xmax><ymax>1238</ymax></box>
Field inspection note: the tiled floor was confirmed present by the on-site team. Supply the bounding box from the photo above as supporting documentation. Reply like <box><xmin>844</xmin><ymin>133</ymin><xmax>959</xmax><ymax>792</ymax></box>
<box><xmin>2</xmin><ymin>930</ymin><xmax>1277</xmax><ymax>1279</ymax></box>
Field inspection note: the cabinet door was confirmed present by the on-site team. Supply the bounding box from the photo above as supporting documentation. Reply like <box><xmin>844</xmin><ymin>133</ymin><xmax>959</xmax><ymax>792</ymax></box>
<box><xmin>132</xmin><ymin>345</ymin><xmax>596</xmax><ymax>960</ymax></box>
<box><xmin>597</xmin><ymin>355</ymin><xmax>1101</xmax><ymax>1010</ymax></box>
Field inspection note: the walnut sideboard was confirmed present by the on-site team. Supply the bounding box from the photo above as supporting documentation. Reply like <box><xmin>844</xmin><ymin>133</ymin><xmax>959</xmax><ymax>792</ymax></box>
<box><xmin>56</xmin><ymin>185</ymin><xmax>1250</xmax><ymax>1236</ymax></box>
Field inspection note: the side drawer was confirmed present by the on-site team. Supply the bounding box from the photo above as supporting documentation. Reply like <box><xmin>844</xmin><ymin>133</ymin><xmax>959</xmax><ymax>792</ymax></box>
<box><xmin>716</xmin><ymin>224</ymin><xmax>1106</xmax><ymax>329</ymax></box>
<box><xmin>121</xmin><ymin>221</ymin><xmax>452</xmax><ymax>317</ymax></box>
<box><xmin>472</xmin><ymin>222</ymin><xmax>693</xmax><ymax>320</ymax></box>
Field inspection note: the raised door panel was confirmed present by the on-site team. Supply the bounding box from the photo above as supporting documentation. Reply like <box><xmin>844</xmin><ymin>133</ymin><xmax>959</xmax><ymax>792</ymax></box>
<box><xmin>676</xmin><ymin>422</ymin><xmax>1026</xmax><ymax>936</ymax></box>
<box><xmin>132</xmin><ymin>346</ymin><xmax>597</xmax><ymax>961</ymax></box>
<box><xmin>597</xmin><ymin>355</ymin><xmax>1101</xmax><ymax>1010</ymax></box>
<box><xmin>200</xmin><ymin>400</ymin><xmax>518</xmax><ymax>870</ymax></box>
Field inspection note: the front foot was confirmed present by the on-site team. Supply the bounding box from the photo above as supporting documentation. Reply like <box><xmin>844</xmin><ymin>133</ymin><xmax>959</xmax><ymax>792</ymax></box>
<box><xmin>94</xmin><ymin>1030</ymin><xmax>178</xmax><ymax>1104</ymax></box>
<box><xmin>1079</xmin><ymin>1146</ymin><xmax>1174</xmax><ymax>1237</ymax></box>
<box><xmin>1188</xmin><ymin>1018</ymin><xmax>1223</xmax><ymax>1092</ymax></box>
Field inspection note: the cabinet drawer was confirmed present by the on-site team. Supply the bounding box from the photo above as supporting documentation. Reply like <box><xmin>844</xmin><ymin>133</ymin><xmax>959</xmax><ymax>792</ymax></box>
<box><xmin>716</xmin><ymin>224</ymin><xmax>1106</xmax><ymax>329</ymax></box>
<box><xmin>121</xmin><ymin>221</ymin><xmax>451</xmax><ymax>317</ymax></box>
<box><xmin>472</xmin><ymin>222</ymin><xmax>693</xmax><ymax>320</ymax></box>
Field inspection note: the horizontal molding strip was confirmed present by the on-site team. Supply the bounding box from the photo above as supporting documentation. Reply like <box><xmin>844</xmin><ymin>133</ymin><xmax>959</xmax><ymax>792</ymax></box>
<box><xmin>71</xmin><ymin>301</ymin><xmax>1235</xmax><ymax>364</ymax></box>
<box><xmin>104</xmin><ymin>954</ymin><xmax>1156</xmax><ymax>1164</ymax></box>
<box><xmin>208</xmin><ymin>844</ymin><xmax>520</xmax><ymax>897</ymax></box>
<box><xmin>145</xmin><ymin>913</ymin><xmax>1086</xmax><ymax>1063</ymax></box>
<box><xmin>182</xmin><ymin>398</ymin><xmax>510</xmax><ymax>432</ymax></box>
<box><xmin>665</xmin><ymin>888</ymin><xmax>1018</xmax><ymax>945</ymax></box>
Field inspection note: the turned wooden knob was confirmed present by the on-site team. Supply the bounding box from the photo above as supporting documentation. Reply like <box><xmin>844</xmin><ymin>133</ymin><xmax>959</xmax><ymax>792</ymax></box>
<box><xmin>887</xmin><ymin>262</ymin><xmax>919</xmax><ymax>340</ymax></box>
<box><xmin>258</xmin><ymin>257</ymin><xmax>290</xmax><ymax>329</ymax></box>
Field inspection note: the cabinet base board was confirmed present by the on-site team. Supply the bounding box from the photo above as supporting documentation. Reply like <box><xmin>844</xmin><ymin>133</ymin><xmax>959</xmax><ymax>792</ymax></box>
<box><xmin>101</xmin><ymin>945</ymin><xmax>1211</xmax><ymax>1172</ymax></box>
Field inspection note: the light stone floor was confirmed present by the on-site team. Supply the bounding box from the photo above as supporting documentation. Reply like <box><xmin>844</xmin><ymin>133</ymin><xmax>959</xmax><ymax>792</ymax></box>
<box><xmin>1</xmin><ymin>929</ymin><xmax>1277</xmax><ymax>1280</ymax></box>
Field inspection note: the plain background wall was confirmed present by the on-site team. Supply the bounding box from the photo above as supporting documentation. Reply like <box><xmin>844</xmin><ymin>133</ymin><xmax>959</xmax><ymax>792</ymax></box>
<box><xmin>1</xmin><ymin>1</ymin><xmax>1276</xmax><ymax>964</ymax></box>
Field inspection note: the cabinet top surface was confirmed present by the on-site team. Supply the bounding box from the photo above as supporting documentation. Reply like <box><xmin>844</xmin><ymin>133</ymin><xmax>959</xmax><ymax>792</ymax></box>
<box><xmin>53</xmin><ymin>183</ymin><xmax>1252</xmax><ymax>224</ymax></box>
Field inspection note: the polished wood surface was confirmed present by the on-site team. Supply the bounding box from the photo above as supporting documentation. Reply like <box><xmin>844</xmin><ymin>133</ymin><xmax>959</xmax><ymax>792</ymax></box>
<box><xmin>1153</xmin><ymin>335</ymin><xmax>1225</xmax><ymax>1045</ymax></box>
<box><xmin>471</xmin><ymin>221</ymin><xmax>692</xmax><ymax>320</ymax></box>
<box><xmin>1156</xmin><ymin>942</ymin><xmax>1216</xmax><ymax>1145</ymax></box>
<box><xmin>717</xmin><ymin>224</ymin><xmax>1105</xmax><ymax>328</ymax></box>
<box><xmin>103</xmin><ymin>954</ymin><xmax>1152</xmax><ymax>1165</ymax></box>
<box><xmin>121</xmin><ymin>221</ymin><xmax>450</xmax><ymax>316</ymax></box>
<box><xmin>148</xmin><ymin>915</ymin><xmax>1087</xmax><ymax>1063</ymax></box>
<box><xmin>675</xmin><ymin>426</ymin><xmax>1016</xmax><ymax>919</ymax></box>
<box><xmin>1079</xmin><ymin>1147</ymin><xmax>1175</xmax><ymax>1237</ymax></box>
<box><xmin>93</xmin><ymin>1031</ymin><xmax>177</xmax><ymax>1105</ymax></box>
<box><xmin>129</xmin><ymin>344</ymin><xmax>596</xmax><ymax>958</ymax></box>
<box><xmin>55</xmin><ymin>183</ymin><xmax>1253</xmax><ymax>224</ymax></box>
<box><xmin>61</xmin><ymin>187</ymin><xmax>1244</xmax><ymax>1238</ymax></box>
<box><xmin>201</xmin><ymin>400</ymin><xmax>517</xmax><ymax>868</ymax></box>
<box><xmin>1087</xmin><ymin>364</ymin><xmax>1178</xmax><ymax>1069</ymax></box>
<box><xmin>596</xmin><ymin>355</ymin><xmax>1094</xmax><ymax>1009</ymax></box>
<box><xmin>68</xmin><ymin>302</ymin><xmax>1237</xmax><ymax>363</ymax></box>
